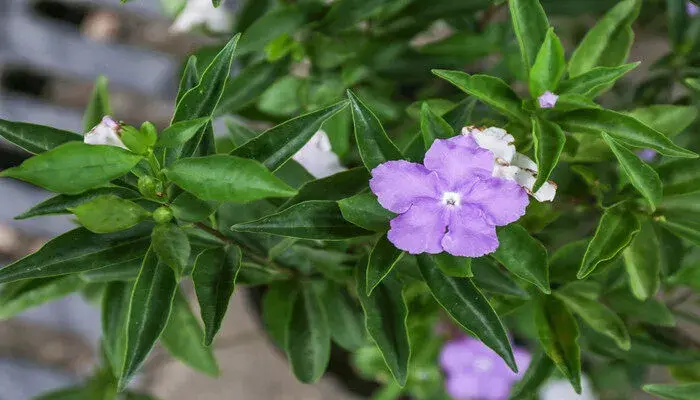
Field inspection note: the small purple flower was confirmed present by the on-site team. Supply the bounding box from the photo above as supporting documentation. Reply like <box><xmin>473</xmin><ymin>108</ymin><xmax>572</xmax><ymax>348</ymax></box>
<box><xmin>688</xmin><ymin>1</ymin><xmax>700</xmax><ymax>16</ymax></box>
<box><xmin>538</xmin><ymin>91</ymin><xmax>559</xmax><ymax>109</ymax></box>
<box><xmin>440</xmin><ymin>337</ymin><xmax>531</xmax><ymax>400</ymax></box>
<box><xmin>637</xmin><ymin>148</ymin><xmax>657</xmax><ymax>162</ymax></box>
<box><xmin>369</xmin><ymin>135</ymin><xmax>528</xmax><ymax>257</ymax></box>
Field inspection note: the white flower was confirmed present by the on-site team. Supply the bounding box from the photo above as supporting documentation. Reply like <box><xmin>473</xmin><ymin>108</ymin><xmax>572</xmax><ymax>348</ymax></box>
<box><xmin>540</xmin><ymin>376</ymin><xmax>597</xmax><ymax>400</ymax></box>
<box><xmin>462</xmin><ymin>126</ymin><xmax>557</xmax><ymax>202</ymax></box>
<box><xmin>170</xmin><ymin>0</ymin><xmax>232</xmax><ymax>34</ymax></box>
<box><xmin>292</xmin><ymin>131</ymin><xmax>346</xmax><ymax>178</ymax></box>
<box><xmin>84</xmin><ymin>116</ymin><xmax>127</xmax><ymax>149</ymax></box>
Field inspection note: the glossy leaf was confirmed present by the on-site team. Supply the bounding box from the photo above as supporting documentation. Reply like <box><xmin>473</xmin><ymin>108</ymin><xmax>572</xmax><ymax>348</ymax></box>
<box><xmin>1</xmin><ymin>142</ymin><xmax>142</xmax><ymax>195</ymax></box>
<box><xmin>493</xmin><ymin>224</ymin><xmax>550</xmax><ymax>293</ymax></box>
<box><xmin>367</xmin><ymin>234</ymin><xmax>405</xmax><ymax>295</ymax></box>
<box><xmin>529</xmin><ymin>28</ymin><xmax>565</xmax><ymax>96</ymax></box>
<box><xmin>231</xmin><ymin>101</ymin><xmax>348</xmax><ymax>171</ymax></box>
<box><xmin>347</xmin><ymin>90</ymin><xmax>403</xmax><ymax>170</ymax></box>
<box><xmin>80</xmin><ymin>258</ymin><xmax>142</xmax><ymax>282</ymax></box>
<box><xmin>0</xmin><ymin>118</ymin><xmax>81</xmax><ymax>154</ymax></box>
<box><xmin>643</xmin><ymin>383</ymin><xmax>700</xmax><ymax>400</ymax></box>
<box><xmin>193</xmin><ymin>246</ymin><xmax>241</xmax><ymax>345</ymax></box>
<box><xmin>156</xmin><ymin>117</ymin><xmax>210</xmax><ymax>148</ymax></box>
<box><xmin>102</xmin><ymin>281</ymin><xmax>132</xmax><ymax>374</ymax></box>
<box><xmin>509</xmin><ymin>0</ymin><xmax>550</xmax><ymax>70</ymax></box>
<box><xmin>323</xmin><ymin>285</ymin><xmax>365</xmax><ymax>351</ymax></box>
<box><xmin>532</xmin><ymin>118</ymin><xmax>566</xmax><ymax>192</ymax></box>
<box><xmin>151</xmin><ymin>223</ymin><xmax>191</xmax><ymax>276</ymax></box>
<box><xmin>165</xmin><ymin>155</ymin><xmax>297</xmax><ymax>202</ymax></box>
<box><xmin>417</xmin><ymin>255</ymin><xmax>516</xmax><ymax>372</ymax></box>
<box><xmin>71</xmin><ymin>195</ymin><xmax>150</xmax><ymax>234</ymax></box>
<box><xmin>337</xmin><ymin>192</ymin><xmax>394</xmax><ymax>232</ymax></box>
<box><xmin>83</xmin><ymin>75</ymin><xmax>111</xmax><ymax>132</ymax></box>
<box><xmin>232</xmin><ymin>200</ymin><xmax>372</xmax><ymax>240</ymax></box>
<box><xmin>420</xmin><ymin>102</ymin><xmax>454</xmax><ymax>148</ymax></box>
<box><xmin>281</xmin><ymin>167</ymin><xmax>370</xmax><ymax>209</ymax></box>
<box><xmin>176</xmin><ymin>56</ymin><xmax>200</xmax><ymax>105</ymax></box>
<box><xmin>0</xmin><ymin>276</ymin><xmax>85</xmax><ymax>320</ymax></box>
<box><xmin>579</xmin><ymin>207</ymin><xmax>640</xmax><ymax>278</ymax></box>
<box><xmin>558</xmin><ymin>63</ymin><xmax>639</xmax><ymax>98</ymax></box>
<box><xmin>508</xmin><ymin>351</ymin><xmax>554</xmax><ymax>400</ymax></box>
<box><xmin>622</xmin><ymin>220</ymin><xmax>661</xmax><ymax>300</ymax></box>
<box><xmin>16</xmin><ymin>186</ymin><xmax>140</xmax><ymax>220</ymax></box>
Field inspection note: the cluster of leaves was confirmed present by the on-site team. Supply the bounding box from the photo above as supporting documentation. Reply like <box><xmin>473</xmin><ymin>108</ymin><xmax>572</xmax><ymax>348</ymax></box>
<box><xmin>2</xmin><ymin>0</ymin><xmax>700</xmax><ymax>399</ymax></box>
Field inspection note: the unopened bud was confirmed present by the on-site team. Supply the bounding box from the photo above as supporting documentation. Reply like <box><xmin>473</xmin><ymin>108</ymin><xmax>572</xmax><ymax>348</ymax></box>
<box><xmin>140</xmin><ymin>122</ymin><xmax>158</xmax><ymax>147</ymax></box>
<box><xmin>138</xmin><ymin>176</ymin><xmax>158</xmax><ymax>199</ymax></box>
<box><xmin>153</xmin><ymin>207</ymin><xmax>173</xmax><ymax>224</ymax></box>
<box><xmin>84</xmin><ymin>116</ymin><xmax>127</xmax><ymax>149</ymax></box>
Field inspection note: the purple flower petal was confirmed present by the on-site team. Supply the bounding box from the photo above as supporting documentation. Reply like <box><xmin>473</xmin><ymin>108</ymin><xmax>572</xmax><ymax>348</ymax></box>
<box><xmin>441</xmin><ymin>206</ymin><xmax>499</xmax><ymax>257</ymax></box>
<box><xmin>424</xmin><ymin>136</ymin><xmax>494</xmax><ymax>190</ymax></box>
<box><xmin>538</xmin><ymin>91</ymin><xmax>559</xmax><ymax>109</ymax></box>
<box><xmin>463</xmin><ymin>178</ymin><xmax>529</xmax><ymax>226</ymax></box>
<box><xmin>445</xmin><ymin>373</ymin><xmax>481</xmax><ymax>400</ymax></box>
<box><xmin>387</xmin><ymin>199</ymin><xmax>447</xmax><ymax>254</ymax></box>
<box><xmin>439</xmin><ymin>338</ymin><xmax>476</xmax><ymax>371</ymax></box>
<box><xmin>688</xmin><ymin>1</ymin><xmax>700</xmax><ymax>16</ymax></box>
<box><xmin>369</xmin><ymin>160</ymin><xmax>441</xmax><ymax>214</ymax></box>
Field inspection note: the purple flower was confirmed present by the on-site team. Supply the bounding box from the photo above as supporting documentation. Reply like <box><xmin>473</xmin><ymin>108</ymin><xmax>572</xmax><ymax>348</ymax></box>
<box><xmin>538</xmin><ymin>91</ymin><xmax>559</xmax><ymax>109</ymax></box>
<box><xmin>637</xmin><ymin>148</ymin><xmax>657</xmax><ymax>162</ymax></box>
<box><xmin>369</xmin><ymin>135</ymin><xmax>528</xmax><ymax>257</ymax></box>
<box><xmin>440</xmin><ymin>337</ymin><xmax>531</xmax><ymax>400</ymax></box>
<box><xmin>688</xmin><ymin>1</ymin><xmax>700</xmax><ymax>16</ymax></box>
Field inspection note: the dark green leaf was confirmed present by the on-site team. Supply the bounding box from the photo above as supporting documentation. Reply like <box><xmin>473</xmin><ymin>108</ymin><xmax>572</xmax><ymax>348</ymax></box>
<box><xmin>237</xmin><ymin>6</ymin><xmax>305</xmax><ymax>56</ymax></box>
<box><xmin>337</xmin><ymin>192</ymin><xmax>394</xmax><ymax>232</ymax></box>
<box><xmin>585</xmin><ymin>329</ymin><xmax>700</xmax><ymax>365</ymax></box>
<box><xmin>16</xmin><ymin>187</ymin><xmax>140</xmax><ymax>220</ymax></box>
<box><xmin>509</xmin><ymin>0</ymin><xmax>550</xmax><ymax>70</ymax></box>
<box><xmin>430</xmin><ymin>252</ymin><xmax>472</xmax><ymax>278</ymax></box>
<box><xmin>170</xmin><ymin>192</ymin><xmax>216</xmax><ymax>223</ymax></box>
<box><xmin>529</xmin><ymin>28</ymin><xmax>565</xmax><ymax>96</ymax></box>
<box><xmin>532</xmin><ymin>118</ymin><xmax>566</xmax><ymax>192</ymax></box>
<box><xmin>493</xmin><ymin>224</ymin><xmax>550</xmax><ymax>293</ymax></box>
<box><xmin>471</xmin><ymin>257</ymin><xmax>528</xmax><ymax>298</ymax></box>
<box><xmin>420</xmin><ymin>102</ymin><xmax>454</xmax><ymax>148</ymax></box>
<box><xmin>657</xmin><ymin>159</ymin><xmax>700</xmax><ymax>196</ymax></box>
<box><xmin>281</xmin><ymin>167</ymin><xmax>369</xmax><ymax>209</ymax></box>
<box><xmin>558</xmin><ymin>63</ymin><xmax>639</xmax><ymax>98</ymax></box>
<box><xmin>659</xmin><ymin>213</ymin><xmax>700</xmax><ymax>246</ymax></box>
<box><xmin>0</xmin><ymin>276</ymin><xmax>85</xmax><ymax>320</ymax></box>
<box><xmin>80</xmin><ymin>258</ymin><xmax>142</xmax><ymax>282</ymax></box>
<box><xmin>263</xmin><ymin>281</ymin><xmax>297</xmax><ymax>347</ymax></box>
<box><xmin>579</xmin><ymin>207</ymin><xmax>640</xmax><ymax>278</ymax></box>
<box><xmin>102</xmin><ymin>281</ymin><xmax>132</xmax><ymax>374</ymax></box>
<box><xmin>622</xmin><ymin>219</ymin><xmax>661</xmax><ymax>300</ymax></box>
<box><xmin>151</xmin><ymin>223</ymin><xmax>191</xmax><ymax>276</ymax></box>
<box><xmin>83</xmin><ymin>75</ymin><xmax>111</xmax><ymax>132</ymax></box>
<box><xmin>347</xmin><ymin>90</ymin><xmax>403</xmax><ymax>170</ymax></box>
<box><xmin>606</xmin><ymin>288</ymin><xmax>675</xmax><ymax>327</ymax></box>
<box><xmin>323</xmin><ymin>285</ymin><xmax>365</xmax><ymax>351</ymax></box>
<box><xmin>0</xmin><ymin>118</ymin><xmax>82</xmax><ymax>155</ymax></box>
<box><xmin>643</xmin><ymin>383</ymin><xmax>700</xmax><ymax>400</ymax></box>
<box><xmin>217</xmin><ymin>60</ymin><xmax>289</xmax><ymax>115</ymax></box>
<box><xmin>508</xmin><ymin>351</ymin><xmax>554</xmax><ymax>400</ymax></box>
<box><xmin>367</xmin><ymin>234</ymin><xmax>404</xmax><ymax>295</ymax></box>
<box><xmin>71</xmin><ymin>195</ymin><xmax>150</xmax><ymax>234</ymax></box>
<box><xmin>176</xmin><ymin>56</ymin><xmax>200</xmax><ymax>105</ymax></box>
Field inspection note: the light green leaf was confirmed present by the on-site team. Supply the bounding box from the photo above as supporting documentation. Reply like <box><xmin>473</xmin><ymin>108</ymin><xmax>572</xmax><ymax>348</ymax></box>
<box><xmin>257</xmin><ymin>76</ymin><xmax>304</xmax><ymax>117</ymax></box>
<box><xmin>420</xmin><ymin>102</ymin><xmax>454</xmax><ymax>149</ymax></box>
<box><xmin>151</xmin><ymin>223</ymin><xmax>191</xmax><ymax>276</ymax></box>
<box><xmin>323</xmin><ymin>284</ymin><xmax>365</xmax><ymax>351</ymax></box>
<box><xmin>558</xmin><ymin>63</ymin><xmax>639</xmax><ymax>98</ymax></box>
<box><xmin>532</xmin><ymin>118</ymin><xmax>566</xmax><ymax>192</ymax></box>
<box><xmin>529</xmin><ymin>28</ymin><xmax>565</xmax><ymax>97</ymax></box>
<box><xmin>217</xmin><ymin>60</ymin><xmax>289</xmax><ymax>115</ymax></box>
<box><xmin>366</xmin><ymin>234</ymin><xmax>404</xmax><ymax>295</ymax></box>
<box><xmin>281</xmin><ymin>168</ymin><xmax>369</xmax><ymax>209</ymax></box>
<box><xmin>1</xmin><ymin>142</ymin><xmax>143</xmax><ymax>195</ymax></box>
<box><xmin>493</xmin><ymin>224</ymin><xmax>550</xmax><ymax>293</ymax></box>
<box><xmin>602</xmin><ymin>132</ymin><xmax>662</xmax><ymax>210</ymax></box>
<box><xmin>170</xmin><ymin>192</ymin><xmax>216</xmax><ymax>223</ymax></box>
<box><xmin>176</xmin><ymin>56</ymin><xmax>200</xmax><ymax>105</ymax></box>
<box><xmin>165</xmin><ymin>155</ymin><xmax>297</xmax><ymax>202</ymax></box>
<box><xmin>232</xmin><ymin>200</ymin><xmax>372</xmax><ymax>240</ymax></box>
<box><xmin>657</xmin><ymin>159</ymin><xmax>700</xmax><ymax>196</ymax></box>
<box><xmin>193</xmin><ymin>246</ymin><xmax>241</xmax><ymax>345</ymax></box>
<box><xmin>0</xmin><ymin>119</ymin><xmax>82</xmax><ymax>155</ymax></box>
<box><xmin>431</xmin><ymin>252</ymin><xmax>472</xmax><ymax>278</ymax></box>
<box><xmin>622</xmin><ymin>220</ymin><xmax>661</xmax><ymax>300</ymax></box>
<box><xmin>237</xmin><ymin>6</ymin><xmax>305</xmax><ymax>56</ymax></box>
<box><xmin>16</xmin><ymin>186</ymin><xmax>140</xmax><ymax>220</ymax></box>
<box><xmin>509</xmin><ymin>0</ymin><xmax>550</xmax><ymax>70</ymax></box>
<box><xmin>71</xmin><ymin>195</ymin><xmax>150</xmax><ymax>234</ymax></box>
<box><xmin>626</xmin><ymin>105</ymin><xmax>697</xmax><ymax>138</ymax></box>
<box><xmin>659</xmin><ymin>213</ymin><xmax>700</xmax><ymax>246</ymax></box>
<box><xmin>643</xmin><ymin>383</ymin><xmax>700</xmax><ymax>400</ymax></box>
<box><xmin>578</xmin><ymin>207</ymin><xmax>640</xmax><ymax>278</ymax></box>
<box><xmin>102</xmin><ymin>281</ymin><xmax>132</xmax><ymax>375</ymax></box>
<box><xmin>338</xmin><ymin>192</ymin><xmax>394</xmax><ymax>232</ymax></box>
<box><xmin>0</xmin><ymin>276</ymin><xmax>85</xmax><ymax>320</ymax></box>
<box><xmin>83</xmin><ymin>75</ymin><xmax>111</xmax><ymax>132</ymax></box>
<box><xmin>508</xmin><ymin>351</ymin><xmax>554</xmax><ymax>400</ymax></box>
<box><xmin>347</xmin><ymin>90</ymin><xmax>403</xmax><ymax>170</ymax></box>
<box><xmin>156</xmin><ymin>117</ymin><xmax>210</xmax><ymax>148</ymax></box>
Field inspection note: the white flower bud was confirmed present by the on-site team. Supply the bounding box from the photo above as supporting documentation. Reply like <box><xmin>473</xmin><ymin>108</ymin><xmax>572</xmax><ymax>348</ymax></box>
<box><xmin>170</xmin><ymin>0</ymin><xmax>232</xmax><ymax>34</ymax></box>
<box><xmin>84</xmin><ymin>116</ymin><xmax>127</xmax><ymax>149</ymax></box>
<box><xmin>292</xmin><ymin>131</ymin><xmax>346</xmax><ymax>178</ymax></box>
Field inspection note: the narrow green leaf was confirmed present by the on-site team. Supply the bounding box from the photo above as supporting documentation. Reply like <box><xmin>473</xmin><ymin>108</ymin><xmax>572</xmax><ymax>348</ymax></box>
<box><xmin>192</xmin><ymin>246</ymin><xmax>241</xmax><ymax>345</ymax></box>
<box><xmin>622</xmin><ymin>220</ymin><xmax>661</xmax><ymax>300</ymax></box>
<box><xmin>281</xmin><ymin>167</ymin><xmax>369</xmax><ymax>209</ymax></box>
<box><xmin>643</xmin><ymin>383</ymin><xmax>700</xmax><ymax>400</ymax></box>
<box><xmin>347</xmin><ymin>89</ymin><xmax>403</xmax><ymax>170</ymax></box>
<box><xmin>156</xmin><ymin>117</ymin><xmax>210</xmax><ymax>148</ymax></box>
<box><xmin>556</xmin><ymin>108</ymin><xmax>697</xmax><ymax>158</ymax></box>
<box><xmin>417</xmin><ymin>255</ymin><xmax>517</xmax><ymax>372</ymax></box>
<box><xmin>659</xmin><ymin>214</ymin><xmax>700</xmax><ymax>246</ymax></box>
<box><xmin>263</xmin><ymin>281</ymin><xmax>297</xmax><ymax>347</ymax></box>
<box><xmin>83</xmin><ymin>75</ymin><xmax>112</xmax><ymax>132</ymax></box>
<box><xmin>420</xmin><ymin>102</ymin><xmax>454</xmax><ymax>148</ymax></box>
<box><xmin>356</xmin><ymin>260</ymin><xmax>410</xmax><ymax>386</ymax></box>
<box><xmin>71</xmin><ymin>195</ymin><xmax>150</xmax><ymax>234</ymax></box>
<box><xmin>1</xmin><ymin>142</ymin><xmax>142</xmax><ymax>195</ymax></box>
<box><xmin>529</xmin><ymin>28</ymin><xmax>565</xmax><ymax>96</ymax></box>
<box><xmin>585</xmin><ymin>329</ymin><xmax>700</xmax><ymax>365</ymax></box>
<box><xmin>509</xmin><ymin>0</ymin><xmax>550</xmax><ymax>70</ymax></box>
<box><xmin>668</xmin><ymin>0</ymin><xmax>691</xmax><ymax>48</ymax></box>
<box><xmin>102</xmin><ymin>281</ymin><xmax>132</xmax><ymax>375</ymax></box>
<box><xmin>217</xmin><ymin>60</ymin><xmax>288</xmax><ymax>115</ymax></box>
<box><xmin>534</xmin><ymin>296</ymin><xmax>581</xmax><ymax>393</ymax></box>
<box><xmin>119</xmin><ymin>248</ymin><xmax>178</xmax><ymax>390</ymax></box>
<box><xmin>165</xmin><ymin>155</ymin><xmax>297</xmax><ymax>202</ymax></box>
<box><xmin>151</xmin><ymin>223</ymin><xmax>191</xmax><ymax>276</ymax></box>
<box><xmin>367</xmin><ymin>234</ymin><xmax>404</xmax><ymax>295</ymax></box>
<box><xmin>0</xmin><ymin>119</ymin><xmax>82</xmax><ymax>155</ymax></box>
<box><xmin>81</xmin><ymin>258</ymin><xmax>142</xmax><ymax>282</ymax></box>
<box><xmin>508</xmin><ymin>351</ymin><xmax>554</xmax><ymax>400</ymax></box>
<box><xmin>170</xmin><ymin>192</ymin><xmax>216</xmax><ymax>223</ymax></box>
<box><xmin>0</xmin><ymin>226</ymin><xmax>150</xmax><ymax>283</ymax></box>
<box><xmin>657</xmin><ymin>159</ymin><xmax>700</xmax><ymax>196</ymax></box>
<box><xmin>285</xmin><ymin>282</ymin><xmax>331</xmax><ymax>383</ymax></box>
<box><xmin>596</xmin><ymin>24</ymin><xmax>634</xmax><ymax>68</ymax></box>
<box><xmin>231</xmin><ymin>101</ymin><xmax>349</xmax><ymax>171</ymax></box>
<box><xmin>232</xmin><ymin>200</ymin><xmax>372</xmax><ymax>240</ymax></box>
<box><xmin>16</xmin><ymin>187</ymin><xmax>140</xmax><ymax>220</ymax></box>
<box><xmin>532</xmin><ymin>118</ymin><xmax>566</xmax><ymax>192</ymax></box>
<box><xmin>337</xmin><ymin>192</ymin><xmax>394</xmax><ymax>232</ymax></box>
<box><xmin>471</xmin><ymin>257</ymin><xmax>528</xmax><ymax>298</ymax></box>
<box><xmin>558</xmin><ymin>63</ymin><xmax>639</xmax><ymax>98</ymax></box>
<box><xmin>323</xmin><ymin>284</ymin><xmax>366</xmax><ymax>351</ymax></box>
<box><xmin>0</xmin><ymin>276</ymin><xmax>85</xmax><ymax>320</ymax></box>
<box><xmin>176</xmin><ymin>56</ymin><xmax>200</xmax><ymax>105</ymax></box>
<box><xmin>493</xmin><ymin>224</ymin><xmax>550</xmax><ymax>294</ymax></box>
<box><xmin>161</xmin><ymin>291</ymin><xmax>220</xmax><ymax>376</ymax></box>
<box><xmin>237</xmin><ymin>6</ymin><xmax>305</xmax><ymax>56</ymax></box>
<box><xmin>606</xmin><ymin>288</ymin><xmax>675</xmax><ymax>327</ymax></box>
<box><xmin>578</xmin><ymin>208</ymin><xmax>640</xmax><ymax>278</ymax></box>
<box><xmin>626</xmin><ymin>105</ymin><xmax>697</xmax><ymax>138</ymax></box>
<box><xmin>432</xmin><ymin>70</ymin><xmax>528</xmax><ymax>124</ymax></box>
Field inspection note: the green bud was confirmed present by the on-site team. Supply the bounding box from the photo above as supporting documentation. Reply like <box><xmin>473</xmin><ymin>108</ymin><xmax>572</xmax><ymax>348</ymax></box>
<box><xmin>153</xmin><ymin>207</ymin><xmax>173</xmax><ymax>224</ymax></box>
<box><xmin>138</xmin><ymin>176</ymin><xmax>158</xmax><ymax>199</ymax></box>
<box><xmin>140</xmin><ymin>121</ymin><xmax>158</xmax><ymax>147</ymax></box>
<box><xmin>120</xmin><ymin>125</ymin><xmax>149</xmax><ymax>155</ymax></box>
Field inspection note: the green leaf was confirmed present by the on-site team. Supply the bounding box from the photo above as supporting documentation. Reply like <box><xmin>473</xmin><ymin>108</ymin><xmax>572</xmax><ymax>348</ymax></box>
<box><xmin>558</xmin><ymin>63</ymin><xmax>639</xmax><ymax>98</ymax></box>
<box><xmin>119</xmin><ymin>248</ymin><xmax>178</xmax><ymax>390</ymax></box>
<box><xmin>430</xmin><ymin>253</ymin><xmax>472</xmax><ymax>278</ymax></box>
<box><xmin>555</xmin><ymin>283</ymin><xmax>630</xmax><ymax>350</ymax></box>
<box><xmin>657</xmin><ymin>159</ymin><xmax>700</xmax><ymax>196</ymax></box>
<box><xmin>529</xmin><ymin>28</ymin><xmax>565</xmax><ymax>97</ymax></box>
<box><xmin>420</xmin><ymin>102</ymin><xmax>454</xmax><ymax>148</ymax></box>
<box><xmin>232</xmin><ymin>200</ymin><xmax>372</xmax><ymax>240</ymax></box>
<box><xmin>508</xmin><ymin>351</ymin><xmax>554</xmax><ymax>400</ymax></box>
<box><xmin>323</xmin><ymin>285</ymin><xmax>365</xmax><ymax>351</ymax></box>
<box><xmin>471</xmin><ymin>257</ymin><xmax>528</xmax><ymax>298</ymax></box>
<box><xmin>83</xmin><ymin>75</ymin><xmax>111</xmax><ymax>132</ymax></box>
<box><xmin>237</xmin><ymin>6</ymin><xmax>305</xmax><ymax>56</ymax></box>
<box><xmin>1</xmin><ymin>142</ymin><xmax>142</xmax><ymax>195</ymax></box>
<box><xmin>16</xmin><ymin>187</ymin><xmax>140</xmax><ymax>220</ymax></box>
<box><xmin>606</xmin><ymin>288</ymin><xmax>675</xmax><ymax>327</ymax></box>
<box><xmin>432</xmin><ymin>70</ymin><xmax>528</xmax><ymax>124</ymax></box>
<box><xmin>281</xmin><ymin>167</ymin><xmax>369</xmax><ymax>209</ymax></box>
<box><xmin>568</xmin><ymin>0</ymin><xmax>641</xmax><ymax>77</ymax></box>
<box><xmin>321</xmin><ymin>0</ymin><xmax>391</xmax><ymax>33</ymax></box>
<box><xmin>257</xmin><ymin>76</ymin><xmax>304</xmax><ymax>117</ymax></box>
<box><xmin>356</xmin><ymin>260</ymin><xmax>410</xmax><ymax>386</ymax></box>
<box><xmin>643</xmin><ymin>383</ymin><xmax>700</xmax><ymax>400</ymax></box>
<box><xmin>165</xmin><ymin>155</ymin><xmax>297</xmax><ymax>202</ymax></box>
<box><xmin>170</xmin><ymin>192</ymin><xmax>216</xmax><ymax>223</ymax></box>
<box><xmin>622</xmin><ymin>220</ymin><xmax>661</xmax><ymax>300</ymax></box>
<box><xmin>509</xmin><ymin>0</ymin><xmax>550</xmax><ymax>70</ymax></box>
<box><xmin>285</xmin><ymin>282</ymin><xmax>331</xmax><ymax>383</ymax></box>
<box><xmin>534</xmin><ymin>296</ymin><xmax>581</xmax><ymax>393</ymax></box>
<box><xmin>151</xmin><ymin>223</ymin><xmax>191</xmax><ymax>276</ymax></box>
<box><xmin>0</xmin><ymin>226</ymin><xmax>150</xmax><ymax>283</ymax></box>
<box><xmin>347</xmin><ymin>90</ymin><xmax>403</xmax><ymax>170</ymax></box>
<box><xmin>0</xmin><ymin>119</ymin><xmax>82</xmax><ymax>155</ymax></box>
<box><xmin>602</xmin><ymin>133</ymin><xmax>663</xmax><ymax>210</ymax></box>
<box><xmin>161</xmin><ymin>291</ymin><xmax>220</xmax><ymax>376</ymax></box>
<box><xmin>659</xmin><ymin>214</ymin><xmax>700</xmax><ymax>246</ymax></box>
<box><xmin>668</xmin><ymin>0</ymin><xmax>691</xmax><ymax>49</ymax></box>
<box><xmin>231</xmin><ymin>101</ymin><xmax>348</xmax><ymax>171</ymax></box>
<box><xmin>71</xmin><ymin>195</ymin><xmax>150</xmax><ymax>234</ymax></box>
<box><xmin>80</xmin><ymin>258</ymin><xmax>141</xmax><ymax>283</ymax></box>
<box><xmin>556</xmin><ymin>108</ymin><xmax>697</xmax><ymax>158</ymax></box>
<box><xmin>156</xmin><ymin>117</ymin><xmax>210</xmax><ymax>148</ymax></box>
<box><xmin>585</xmin><ymin>329</ymin><xmax>700</xmax><ymax>365</ymax></box>
<box><xmin>0</xmin><ymin>276</ymin><xmax>85</xmax><ymax>320</ymax></box>
<box><xmin>493</xmin><ymin>224</ymin><xmax>550</xmax><ymax>294</ymax></box>
<box><xmin>102</xmin><ymin>281</ymin><xmax>132</xmax><ymax>375</ymax></box>
<box><xmin>262</xmin><ymin>282</ymin><xmax>296</xmax><ymax>347</ymax></box>
<box><xmin>192</xmin><ymin>246</ymin><xmax>241</xmax><ymax>345</ymax></box>
<box><xmin>337</xmin><ymin>192</ymin><xmax>394</xmax><ymax>232</ymax></box>
<box><xmin>217</xmin><ymin>60</ymin><xmax>289</xmax><ymax>115</ymax></box>
<box><xmin>626</xmin><ymin>105</ymin><xmax>697</xmax><ymax>138</ymax></box>
<box><xmin>532</xmin><ymin>118</ymin><xmax>566</xmax><ymax>192</ymax></box>
<box><xmin>578</xmin><ymin>207</ymin><xmax>640</xmax><ymax>278</ymax></box>
<box><xmin>176</xmin><ymin>56</ymin><xmax>200</xmax><ymax>105</ymax></box>
<box><xmin>417</xmin><ymin>255</ymin><xmax>517</xmax><ymax>372</ymax></box>
<box><xmin>367</xmin><ymin>234</ymin><xmax>405</xmax><ymax>295</ymax></box>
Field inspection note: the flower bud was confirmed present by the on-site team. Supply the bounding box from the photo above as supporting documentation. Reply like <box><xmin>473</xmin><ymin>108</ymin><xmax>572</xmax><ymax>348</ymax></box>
<box><xmin>153</xmin><ymin>207</ymin><xmax>173</xmax><ymax>224</ymax></box>
<box><xmin>138</xmin><ymin>176</ymin><xmax>159</xmax><ymax>199</ymax></box>
<box><xmin>84</xmin><ymin>116</ymin><xmax>127</xmax><ymax>149</ymax></box>
<box><xmin>140</xmin><ymin>122</ymin><xmax>158</xmax><ymax>147</ymax></box>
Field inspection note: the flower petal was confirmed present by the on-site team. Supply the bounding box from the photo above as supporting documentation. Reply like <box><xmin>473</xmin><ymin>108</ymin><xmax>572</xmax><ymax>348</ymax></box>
<box><xmin>441</xmin><ymin>206</ymin><xmax>499</xmax><ymax>257</ymax></box>
<box><xmin>463</xmin><ymin>177</ymin><xmax>529</xmax><ymax>226</ymax></box>
<box><xmin>387</xmin><ymin>199</ymin><xmax>446</xmax><ymax>254</ymax></box>
<box><xmin>424</xmin><ymin>136</ymin><xmax>493</xmax><ymax>190</ymax></box>
<box><xmin>512</xmin><ymin>169</ymin><xmax>557</xmax><ymax>202</ymax></box>
<box><xmin>369</xmin><ymin>160</ymin><xmax>441</xmax><ymax>213</ymax></box>
<box><xmin>292</xmin><ymin>131</ymin><xmax>346</xmax><ymax>178</ymax></box>
<box><xmin>463</xmin><ymin>126</ymin><xmax>516</xmax><ymax>163</ymax></box>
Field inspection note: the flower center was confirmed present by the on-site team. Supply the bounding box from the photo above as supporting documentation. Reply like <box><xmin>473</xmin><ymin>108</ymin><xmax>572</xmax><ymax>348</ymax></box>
<box><xmin>441</xmin><ymin>192</ymin><xmax>461</xmax><ymax>207</ymax></box>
